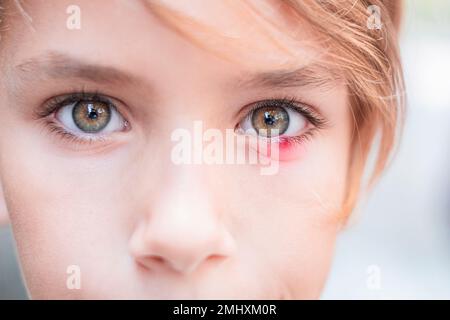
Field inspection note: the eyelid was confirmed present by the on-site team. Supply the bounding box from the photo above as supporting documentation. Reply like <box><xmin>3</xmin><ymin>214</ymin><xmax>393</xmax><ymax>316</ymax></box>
<box><xmin>35</xmin><ymin>91</ymin><xmax>132</xmax><ymax>124</ymax></box>
<box><xmin>236</xmin><ymin>97</ymin><xmax>329</xmax><ymax>130</ymax></box>
<box><xmin>34</xmin><ymin>91</ymin><xmax>131</xmax><ymax>149</ymax></box>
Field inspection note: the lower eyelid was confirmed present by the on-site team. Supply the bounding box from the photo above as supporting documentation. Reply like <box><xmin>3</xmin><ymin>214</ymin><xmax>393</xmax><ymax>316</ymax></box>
<box><xmin>243</xmin><ymin>135</ymin><xmax>308</xmax><ymax>163</ymax></box>
<box><xmin>45</xmin><ymin>119</ymin><xmax>110</xmax><ymax>144</ymax></box>
<box><xmin>267</xmin><ymin>131</ymin><xmax>317</xmax><ymax>161</ymax></box>
<box><xmin>46</xmin><ymin>130</ymin><xmax>124</xmax><ymax>157</ymax></box>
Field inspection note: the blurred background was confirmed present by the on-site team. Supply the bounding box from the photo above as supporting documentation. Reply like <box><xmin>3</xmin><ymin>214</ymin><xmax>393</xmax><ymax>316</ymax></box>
<box><xmin>322</xmin><ymin>0</ymin><xmax>450</xmax><ymax>299</ymax></box>
<box><xmin>1</xmin><ymin>0</ymin><xmax>449</xmax><ymax>299</ymax></box>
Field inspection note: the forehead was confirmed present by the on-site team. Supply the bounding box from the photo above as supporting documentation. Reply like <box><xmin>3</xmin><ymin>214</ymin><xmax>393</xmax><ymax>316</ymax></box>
<box><xmin>3</xmin><ymin>0</ymin><xmax>327</xmax><ymax>73</ymax></box>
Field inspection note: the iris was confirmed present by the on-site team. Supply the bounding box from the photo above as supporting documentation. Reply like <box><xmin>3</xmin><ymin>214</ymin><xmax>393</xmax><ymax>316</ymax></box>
<box><xmin>72</xmin><ymin>101</ymin><xmax>111</xmax><ymax>133</ymax></box>
<box><xmin>251</xmin><ymin>106</ymin><xmax>289</xmax><ymax>137</ymax></box>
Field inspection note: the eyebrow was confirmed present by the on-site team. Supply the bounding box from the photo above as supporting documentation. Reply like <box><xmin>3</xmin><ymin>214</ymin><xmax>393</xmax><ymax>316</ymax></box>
<box><xmin>233</xmin><ymin>63</ymin><xmax>341</xmax><ymax>90</ymax></box>
<box><xmin>14</xmin><ymin>51</ymin><xmax>139</xmax><ymax>85</ymax></box>
<box><xmin>13</xmin><ymin>52</ymin><xmax>339</xmax><ymax>92</ymax></box>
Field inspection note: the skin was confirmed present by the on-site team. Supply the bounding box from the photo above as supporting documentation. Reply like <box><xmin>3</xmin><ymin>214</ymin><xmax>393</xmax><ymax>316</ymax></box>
<box><xmin>0</xmin><ymin>0</ymin><xmax>352</xmax><ymax>299</ymax></box>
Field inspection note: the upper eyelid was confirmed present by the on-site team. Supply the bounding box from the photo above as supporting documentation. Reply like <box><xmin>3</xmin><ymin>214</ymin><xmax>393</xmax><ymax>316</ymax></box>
<box><xmin>37</xmin><ymin>93</ymin><xmax>328</xmax><ymax>132</ymax></box>
<box><xmin>35</xmin><ymin>92</ymin><xmax>130</xmax><ymax>121</ymax></box>
<box><xmin>237</xmin><ymin>98</ymin><xmax>328</xmax><ymax>129</ymax></box>
<box><xmin>53</xmin><ymin>92</ymin><xmax>114</xmax><ymax>108</ymax></box>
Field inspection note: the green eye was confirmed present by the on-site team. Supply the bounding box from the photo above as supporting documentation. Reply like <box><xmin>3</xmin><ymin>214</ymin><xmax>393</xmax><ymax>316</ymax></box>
<box><xmin>72</xmin><ymin>101</ymin><xmax>112</xmax><ymax>133</ymax></box>
<box><xmin>251</xmin><ymin>106</ymin><xmax>289</xmax><ymax>137</ymax></box>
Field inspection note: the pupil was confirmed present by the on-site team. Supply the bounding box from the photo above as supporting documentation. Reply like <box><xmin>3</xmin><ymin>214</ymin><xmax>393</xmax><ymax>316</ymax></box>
<box><xmin>87</xmin><ymin>105</ymin><xmax>98</xmax><ymax>120</ymax></box>
<box><xmin>264</xmin><ymin>112</ymin><xmax>276</xmax><ymax>126</ymax></box>
<box><xmin>88</xmin><ymin>111</ymin><xmax>98</xmax><ymax>119</ymax></box>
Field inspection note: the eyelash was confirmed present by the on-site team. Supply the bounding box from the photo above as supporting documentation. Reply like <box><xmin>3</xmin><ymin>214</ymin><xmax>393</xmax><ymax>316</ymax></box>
<box><xmin>36</xmin><ymin>91</ymin><xmax>124</xmax><ymax>146</ymax></box>
<box><xmin>240</xmin><ymin>96</ymin><xmax>328</xmax><ymax>146</ymax></box>
<box><xmin>36</xmin><ymin>92</ymin><xmax>327</xmax><ymax>148</ymax></box>
<box><xmin>37</xmin><ymin>91</ymin><xmax>112</xmax><ymax>117</ymax></box>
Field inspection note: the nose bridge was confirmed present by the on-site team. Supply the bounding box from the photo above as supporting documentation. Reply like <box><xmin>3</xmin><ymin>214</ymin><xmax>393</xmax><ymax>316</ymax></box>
<box><xmin>130</xmin><ymin>164</ymin><xmax>235</xmax><ymax>274</ymax></box>
<box><xmin>152</xmin><ymin>166</ymin><xmax>219</xmax><ymax>245</ymax></box>
<box><xmin>157</xmin><ymin>164</ymin><xmax>215</xmax><ymax>224</ymax></box>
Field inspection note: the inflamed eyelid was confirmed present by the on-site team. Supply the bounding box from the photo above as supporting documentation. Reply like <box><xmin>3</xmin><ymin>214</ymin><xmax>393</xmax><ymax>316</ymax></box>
<box><xmin>253</xmin><ymin>129</ymin><xmax>318</xmax><ymax>162</ymax></box>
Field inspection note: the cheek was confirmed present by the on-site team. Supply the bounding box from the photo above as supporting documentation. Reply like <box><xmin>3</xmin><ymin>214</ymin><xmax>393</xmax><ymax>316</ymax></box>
<box><xmin>0</xmin><ymin>134</ymin><xmax>132</xmax><ymax>297</ymax></box>
<box><xmin>232</xmin><ymin>127</ymin><xmax>351</xmax><ymax>295</ymax></box>
<box><xmin>229</xmin><ymin>179</ymin><xmax>340</xmax><ymax>298</ymax></box>
<box><xmin>276</xmin><ymin>224</ymin><xmax>338</xmax><ymax>299</ymax></box>
<box><xmin>225</xmin><ymin>148</ymin><xmax>347</xmax><ymax>296</ymax></box>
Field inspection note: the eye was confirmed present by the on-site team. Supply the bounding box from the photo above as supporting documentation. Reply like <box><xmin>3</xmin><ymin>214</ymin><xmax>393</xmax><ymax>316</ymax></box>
<box><xmin>237</xmin><ymin>99</ymin><xmax>312</xmax><ymax>138</ymax></box>
<box><xmin>55</xmin><ymin>97</ymin><xmax>127</xmax><ymax>135</ymax></box>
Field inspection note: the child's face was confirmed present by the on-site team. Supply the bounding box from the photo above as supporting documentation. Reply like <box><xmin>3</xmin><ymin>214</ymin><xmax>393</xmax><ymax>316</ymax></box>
<box><xmin>0</xmin><ymin>0</ymin><xmax>352</xmax><ymax>299</ymax></box>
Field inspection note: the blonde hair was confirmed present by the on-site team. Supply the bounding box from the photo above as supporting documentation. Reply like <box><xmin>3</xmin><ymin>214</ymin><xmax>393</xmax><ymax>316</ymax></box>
<box><xmin>285</xmin><ymin>0</ymin><xmax>405</xmax><ymax>217</ymax></box>
<box><xmin>1</xmin><ymin>0</ymin><xmax>405</xmax><ymax>219</ymax></box>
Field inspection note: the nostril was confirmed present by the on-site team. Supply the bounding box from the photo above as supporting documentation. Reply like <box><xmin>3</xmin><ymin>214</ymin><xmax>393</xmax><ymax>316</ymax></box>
<box><xmin>151</xmin><ymin>255</ymin><xmax>165</xmax><ymax>264</ymax></box>
<box><xmin>135</xmin><ymin>252</ymin><xmax>230</xmax><ymax>274</ymax></box>
<box><xmin>206</xmin><ymin>254</ymin><xmax>226</xmax><ymax>264</ymax></box>
<box><xmin>136</xmin><ymin>255</ymin><xmax>168</xmax><ymax>271</ymax></box>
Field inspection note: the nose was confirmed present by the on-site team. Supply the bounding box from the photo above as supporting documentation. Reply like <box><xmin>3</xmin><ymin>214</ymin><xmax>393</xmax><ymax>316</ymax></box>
<box><xmin>129</xmin><ymin>167</ymin><xmax>236</xmax><ymax>275</ymax></box>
